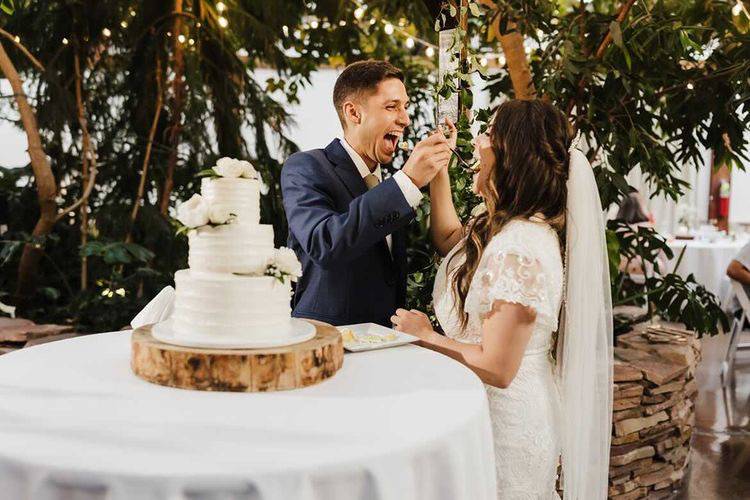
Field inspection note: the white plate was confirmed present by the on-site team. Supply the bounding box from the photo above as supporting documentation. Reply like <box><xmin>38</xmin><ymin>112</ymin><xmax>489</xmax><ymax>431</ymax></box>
<box><xmin>151</xmin><ymin>318</ymin><xmax>316</xmax><ymax>349</ymax></box>
<box><xmin>338</xmin><ymin>323</ymin><xmax>418</xmax><ymax>352</ymax></box>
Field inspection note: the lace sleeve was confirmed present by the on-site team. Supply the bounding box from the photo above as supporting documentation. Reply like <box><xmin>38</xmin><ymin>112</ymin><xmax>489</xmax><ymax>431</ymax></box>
<box><xmin>465</xmin><ymin>245</ymin><xmax>553</xmax><ymax>328</ymax></box>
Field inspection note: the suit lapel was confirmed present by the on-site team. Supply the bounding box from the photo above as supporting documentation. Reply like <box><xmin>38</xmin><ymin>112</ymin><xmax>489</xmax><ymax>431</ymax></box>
<box><xmin>324</xmin><ymin>139</ymin><xmax>368</xmax><ymax>199</ymax></box>
<box><xmin>324</xmin><ymin>139</ymin><xmax>395</xmax><ymax>265</ymax></box>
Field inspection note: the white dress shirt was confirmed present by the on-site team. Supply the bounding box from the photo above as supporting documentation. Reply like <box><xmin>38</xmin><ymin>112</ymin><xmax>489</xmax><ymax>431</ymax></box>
<box><xmin>339</xmin><ymin>138</ymin><xmax>423</xmax><ymax>253</ymax></box>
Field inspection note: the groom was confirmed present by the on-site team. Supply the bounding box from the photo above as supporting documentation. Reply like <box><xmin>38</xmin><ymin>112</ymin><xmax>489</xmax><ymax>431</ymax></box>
<box><xmin>281</xmin><ymin>60</ymin><xmax>451</xmax><ymax>326</ymax></box>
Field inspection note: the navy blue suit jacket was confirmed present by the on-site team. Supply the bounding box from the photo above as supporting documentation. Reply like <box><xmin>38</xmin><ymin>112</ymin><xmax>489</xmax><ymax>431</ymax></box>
<box><xmin>281</xmin><ymin>139</ymin><xmax>417</xmax><ymax>327</ymax></box>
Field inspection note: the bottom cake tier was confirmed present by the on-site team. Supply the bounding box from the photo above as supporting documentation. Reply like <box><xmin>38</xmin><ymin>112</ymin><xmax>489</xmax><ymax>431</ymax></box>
<box><xmin>171</xmin><ymin>269</ymin><xmax>293</xmax><ymax>341</ymax></box>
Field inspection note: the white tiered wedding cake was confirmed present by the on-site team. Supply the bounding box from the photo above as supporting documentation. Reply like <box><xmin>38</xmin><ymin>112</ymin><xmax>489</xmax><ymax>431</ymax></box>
<box><xmin>152</xmin><ymin>158</ymin><xmax>315</xmax><ymax>349</ymax></box>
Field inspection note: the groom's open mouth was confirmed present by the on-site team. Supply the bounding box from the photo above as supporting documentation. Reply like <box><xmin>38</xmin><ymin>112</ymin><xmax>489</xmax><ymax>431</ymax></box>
<box><xmin>382</xmin><ymin>130</ymin><xmax>403</xmax><ymax>156</ymax></box>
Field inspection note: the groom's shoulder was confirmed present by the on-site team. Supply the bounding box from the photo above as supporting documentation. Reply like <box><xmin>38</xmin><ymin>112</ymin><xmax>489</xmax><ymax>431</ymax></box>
<box><xmin>283</xmin><ymin>146</ymin><xmax>332</xmax><ymax>175</ymax></box>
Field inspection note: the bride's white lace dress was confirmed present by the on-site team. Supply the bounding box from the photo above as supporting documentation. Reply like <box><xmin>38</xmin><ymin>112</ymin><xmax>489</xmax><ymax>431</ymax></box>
<box><xmin>433</xmin><ymin>218</ymin><xmax>564</xmax><ymax>499</ymax></box>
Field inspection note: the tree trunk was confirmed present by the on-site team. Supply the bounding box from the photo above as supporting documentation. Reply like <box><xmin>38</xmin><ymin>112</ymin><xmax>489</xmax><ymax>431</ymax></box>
<box><xmin>159</xmin><ymin>0</ymin><xmax>186</xmax><ymax>215</ymax></box>
<box><xmin>126</xmin><ymin>56</ymin><xmax>164</xmax><ymax>244</ymax></box>
<box><xmin>0</xmin><ymin>41</ymin><xmax>58</xmax><ymax>307</ymax></box>
<box><xmin>498</xmin><ymin>24</ymin><xmax>536</xmax><ymax>100</ymax></box>
<box><xmin>73</xmin><ymin>51</ymin><xmax>93</xmax><ymax>290</ymax></box>
<box><xmin>480</xmin><ymin>1</ymin><xmax>536</xmax><ymax>100</ymax></box>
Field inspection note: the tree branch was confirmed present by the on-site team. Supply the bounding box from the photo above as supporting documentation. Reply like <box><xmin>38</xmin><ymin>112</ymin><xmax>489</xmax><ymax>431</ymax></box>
<box><xmin>126</xmin><ymin>56</ymin><xmax>164</xmax><ymax>243</ymax></box>
<box><xmin>56</xmin><ymin>50</ymin><xmax>98</xmax><ymax>225</ymax></box>
<box><xmin>0</xmin><ymin>28</ymin><xmax>45</xmax><ymax>72</ymax></box>
<box><xmin>595</xmin><ymin>0</ymin><xmax>638</xmax><ymax>59</ymax></box>
<box><xmin>479</xmin><ymin>0</ymin><xmax>537</xmax><ymax>100</ymax></box>
<box><xmin>567</xmin><ymin>0</ymin><xmax>638</xmax><ymax>116</ymax></box>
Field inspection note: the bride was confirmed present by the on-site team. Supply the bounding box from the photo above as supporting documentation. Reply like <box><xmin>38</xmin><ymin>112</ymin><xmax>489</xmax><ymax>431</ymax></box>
<box><xmin>392</xmin><ymin>99</ymin><xmax>613</xmax><ymax>499</ymax></box>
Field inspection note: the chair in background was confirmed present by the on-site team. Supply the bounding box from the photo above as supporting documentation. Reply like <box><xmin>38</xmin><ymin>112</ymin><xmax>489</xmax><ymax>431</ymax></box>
<box><xmin>721</xmin><ymin>279</ymin><xmax>750</xmax><ymax>389</ymax></box>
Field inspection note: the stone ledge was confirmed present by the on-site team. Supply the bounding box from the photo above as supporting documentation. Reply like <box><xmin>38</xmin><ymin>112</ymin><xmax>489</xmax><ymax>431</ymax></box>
<box><xmin>607</xmin><ymin>322</ymin><xmax>700</xmax><ymax>499</ymax></box>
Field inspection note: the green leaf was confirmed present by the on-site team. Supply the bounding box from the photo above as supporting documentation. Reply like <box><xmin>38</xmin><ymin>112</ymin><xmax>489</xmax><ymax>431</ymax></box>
<box><xmin>103</xmin><ymin>245</ymin><xmax>131</xmax><ymax>265</ymax></box>
<box><xmin>621</xmin><ymin>45</ymin><xmax>632</xmax><ymax>71</ymax></box>
<box><xmin>123</xmin><ymin>242</ymin><xmax>155</xmax><ymax>263</ymax></box>
<box><xmin>39</xmin><ymin>286</ymin><xmax>60</xmax><ymax>301</ymax></box>
<box><xmin>469</xmin><ymin>2</ymin><xmax>481</xmax><ymax>17</ymax></box>
<box><xmin>610</xmin><ymin>21</ymin><xmax>623</xmax><ymax>49</ymax></box>
<box><xmin>196</xmin><ymin>168</ymin><xmax>218</xmax><ymax>178</ymax></box>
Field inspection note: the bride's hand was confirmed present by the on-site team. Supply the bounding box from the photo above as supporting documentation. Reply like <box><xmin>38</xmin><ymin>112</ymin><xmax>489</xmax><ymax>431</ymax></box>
<box><xmin>441</xmin><ymin>117</ymin><xmax>457</xmax><ymax>151</ymax></box>
<box><xmin>391</xmin><ymin>308</ymin><xmax>434</xmax><ymax>340</ymax></box>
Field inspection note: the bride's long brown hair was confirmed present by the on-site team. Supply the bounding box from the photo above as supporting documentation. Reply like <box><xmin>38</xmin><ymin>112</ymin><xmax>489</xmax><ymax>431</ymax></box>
<box><xmin>450</xmin><ymin>99</ymin><xmax>573</xmax><ymax>330</ymax></box>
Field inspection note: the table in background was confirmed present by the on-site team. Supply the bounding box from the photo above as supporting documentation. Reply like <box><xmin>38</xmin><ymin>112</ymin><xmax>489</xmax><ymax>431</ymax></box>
<box><xmin>0</xmin><ymin>332</ymin><xmax>496</xmax><ymax>500</ymax></box>
<box><xmin>667</xmin><ymin>238</ymin><xmax>748</xmax><ymax>298</ymax></box>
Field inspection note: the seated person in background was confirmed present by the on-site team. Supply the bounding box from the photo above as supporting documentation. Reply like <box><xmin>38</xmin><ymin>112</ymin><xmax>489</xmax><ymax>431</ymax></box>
<box><xmin>616</xmin><ymin>191</ymin><xmax>654</xmax><ymax>226</ymax></box>
<box><xmin>616</xmin><ymin>191</ymin><xmax>662</xmax><ymax>276</ymax></box>
<box><xmin>727</xmin><ymin>240</ymin><xmax>750</xmax><ymax>289</ymax></box>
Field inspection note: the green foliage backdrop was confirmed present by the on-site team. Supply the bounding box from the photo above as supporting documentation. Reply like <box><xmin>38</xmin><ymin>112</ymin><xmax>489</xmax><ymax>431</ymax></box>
<box><xmin>1</xmin><ymin>0</ymin><xmax>747</xmax><ymax>335</ymax></box>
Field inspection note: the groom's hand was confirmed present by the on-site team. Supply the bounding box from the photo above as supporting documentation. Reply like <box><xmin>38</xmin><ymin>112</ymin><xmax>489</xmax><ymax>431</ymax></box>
<box><xmin>401</xmin><ymin>132</ymin><xmax>451</xmax><ymax>188</ymax></box>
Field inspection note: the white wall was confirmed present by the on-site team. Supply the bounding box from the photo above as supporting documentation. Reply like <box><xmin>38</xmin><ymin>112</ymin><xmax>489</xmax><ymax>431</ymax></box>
<box><xmin>730</xmin><ymin>141</ymin><xmax>750</xmax><ymax>225</ymax></box>
<box><xmin>0</xmin><ymin>79</ymin><xmax>29</xmax><ymax>168</ymax></box>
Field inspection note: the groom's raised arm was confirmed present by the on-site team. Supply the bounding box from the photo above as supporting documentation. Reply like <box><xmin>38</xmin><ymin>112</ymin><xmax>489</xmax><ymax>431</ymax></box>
<box><xmin>281</xmin><ymin>153</ymin><xmax>416</xmax><ymax>269</ymax></box>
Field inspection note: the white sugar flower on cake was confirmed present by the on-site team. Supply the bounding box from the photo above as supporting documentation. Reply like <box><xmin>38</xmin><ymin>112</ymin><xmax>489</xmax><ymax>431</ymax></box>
<box><xmin>176</xmin><ymin>194</ymin><xmax>210</xmax><ymax>228</ymax></box>
<box><xmin>213</xmin><ymin>157</ymin><xmax>245</xmax><ymax>178</ymax></box>
<box><xmin>265</xmin><ymin>247</ymin><xmax>302</xmax><ymax>283</ymax></box>
<box><xmin>174</xmin><ymin>194</ymin><xmax>237</xmax><ymax>234</ymax></box>
<box><xmin>211</xmin><ymin>157</ymin><xmax>258</xmax><ymax>180</ymax></box>
<box><xmin>208</xmin><ymin>205</ymin><xmax>235</xmax><ymax>225</ymax></box>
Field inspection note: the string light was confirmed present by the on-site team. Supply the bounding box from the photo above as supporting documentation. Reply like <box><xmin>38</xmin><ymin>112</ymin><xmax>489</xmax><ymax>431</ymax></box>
<box><xmin>177</xmin><ymin>34</ymin><xmax>186</xmax><ymax>43</ymax></box>
<box><xmin>425</xmin><ymin>46</ymin><xmax>435</xmax><ymax>57</ymax></box>
<box><xmin>498</xmin><ymin>54</ymin><xmax>506</xmax><ymax>66</ymax></box>
<box><xmin>383</xmin><ymin>22</ymin><xmax>394</xmax><ymax>35</ymax></box>
<box><xmin>354</xmin><ymin>7</ymin><xmax>365</xmax><ymax>19</ymax></box>
<box><xmin>479</xmin><ymin>57</ymin><xmax>488</xmax><ymax>67</ymax></box>
<box><xmin>310</xmin><ymin>20</ymin><xmax>319</xmax><ymax>29</ymax></box>
<box><xmin>188</xmin><ymin>38</ymin><xmax>195</xmax><ymax>46</ymax></box>
<box><xmin>14</xmin><ymin>35</ymin><xmax>19</xmax><ymax>43</ymax></box>
<box><xmin>217</xmin><ymin>1</ymin><xmax>226</xmax><ymax>13</ymax></box>
<box><xmin>129</xmin><ymin>9</ymin><xmax>136</xmax><ymax>17</ymax></box>
<box><xmin>120</xmin><ymin>21</ymin><xmax>128</xmax><ymax>28</ymax></box>
<box><xmin>62</xmin><ymin>37</ymin><xmax>69</xmax><ymax>45</ymax></box>
<box><xmin>102</xmin><ymin>28</ymin><xmax>111</xmax><ymax>37</ymax></box>
<box><xmin>218</xmin><ymin>16</ymin><xmax>229</xmax><ymax>28</ymax></box>
<box><xmin>339</xmin><ymin>20</ymin><xmax>347</xmax><ymax>26</ymax></box>
<box><xmin>405</xmin><ymin>37</ymin><xmax>415</xmax><ymax>49</ymax></box>
<box><xmin>687</xmin><ymin>82</ymin><xmax>694</xmax><ymax>90</ymax></box>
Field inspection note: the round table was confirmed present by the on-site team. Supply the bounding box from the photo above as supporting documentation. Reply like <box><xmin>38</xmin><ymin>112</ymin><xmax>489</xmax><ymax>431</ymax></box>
<box><xmin>0</xmin><ymin>332</ymin><xmax>496</xmax><ymax>500</ymax></box>
<box><xmin>667</xmin><ymin>238</ymin><xmax>748</xmax><ymax>298</ymax></box>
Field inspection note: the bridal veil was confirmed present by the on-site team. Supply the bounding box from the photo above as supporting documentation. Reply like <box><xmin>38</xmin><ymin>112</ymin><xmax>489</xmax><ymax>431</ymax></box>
<box><xmin>556</xmin><ymin>136</ymin><xmax>614</xmax><ymax>499</ymax></box>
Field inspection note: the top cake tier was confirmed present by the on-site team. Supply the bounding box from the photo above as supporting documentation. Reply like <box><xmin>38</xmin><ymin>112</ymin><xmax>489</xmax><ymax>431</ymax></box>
<box><xmin>201</xmin><ymin>177</ymin><xmax>260</xmax><ymax>225</ymax></box>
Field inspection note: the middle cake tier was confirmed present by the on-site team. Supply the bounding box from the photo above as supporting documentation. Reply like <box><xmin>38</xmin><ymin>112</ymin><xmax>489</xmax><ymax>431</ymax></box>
<box><xmin>172</xmin><ymin>269</ymin><xmax>293</xmax><ymax>341</ymax></box>
<box><xmin>188</xmin><ymin>223</ymin><xmax>275</xmax><ymax>274</ymax></box>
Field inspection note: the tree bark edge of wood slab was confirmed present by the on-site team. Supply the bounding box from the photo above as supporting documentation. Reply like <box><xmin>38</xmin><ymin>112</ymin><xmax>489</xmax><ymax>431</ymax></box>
<box><xmin>131</xmin><ymin>320</ymin><xmax>344</xmax><ymax>392</ymax></box>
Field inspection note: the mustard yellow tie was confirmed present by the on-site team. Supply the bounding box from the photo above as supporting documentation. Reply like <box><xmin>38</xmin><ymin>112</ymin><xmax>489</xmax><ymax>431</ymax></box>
<box><xmin>364</xmin><ymin>174</ymin><xmax>380</xmax><ymax>190</ymax></box>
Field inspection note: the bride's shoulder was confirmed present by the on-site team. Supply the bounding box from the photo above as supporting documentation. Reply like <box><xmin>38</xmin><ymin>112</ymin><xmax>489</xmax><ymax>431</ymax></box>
<box><xmin>485</xmin><ymin>218</ymin><xmax>560</xmax><ymax>261</ymax></box>
<box><xmin>492</xmin><ymin>218</ymin><xmax>557</xmax><ymax>244</ymax></box>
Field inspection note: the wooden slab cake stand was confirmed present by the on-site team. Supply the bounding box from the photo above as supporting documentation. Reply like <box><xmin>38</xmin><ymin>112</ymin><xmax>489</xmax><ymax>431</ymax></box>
<box><xmin>131</xmin><ymin>320</ymin><xmax>343</xmax><ymax>392</ymax></box>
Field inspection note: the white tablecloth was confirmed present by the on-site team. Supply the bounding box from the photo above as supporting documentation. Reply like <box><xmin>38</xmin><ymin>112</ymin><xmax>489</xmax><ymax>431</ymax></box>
<box><xmin>0</xmin><ymin>332</ymin><xmax>496</xmax><ymax>500</ymax></box>
<box><xmin>667</xmin><ymin>238</ymin><xmax>748</xmax><ymax>298</ymax></box>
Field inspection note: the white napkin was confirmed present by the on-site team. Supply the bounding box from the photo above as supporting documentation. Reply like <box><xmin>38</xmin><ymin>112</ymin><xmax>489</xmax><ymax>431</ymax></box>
<box><xmin>130</xmin><ymin>286</ymin><xmax>175</xmax><ymax>329</ymax></box>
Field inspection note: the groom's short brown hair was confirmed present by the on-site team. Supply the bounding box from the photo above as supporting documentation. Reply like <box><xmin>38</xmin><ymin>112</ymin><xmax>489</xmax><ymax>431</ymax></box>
<box><xmin>333</xmin><ymin>60</ymin><xmax>404</xmax><ymax>129</ymax></box>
